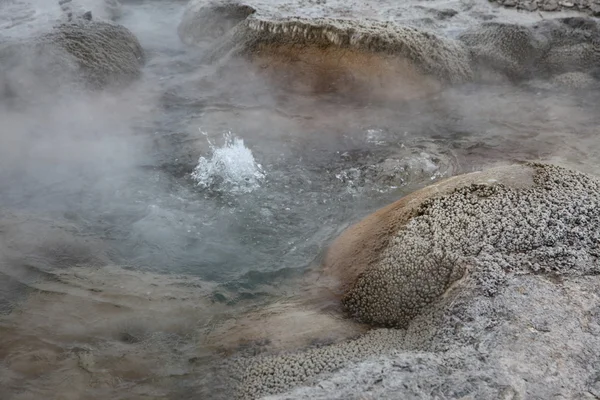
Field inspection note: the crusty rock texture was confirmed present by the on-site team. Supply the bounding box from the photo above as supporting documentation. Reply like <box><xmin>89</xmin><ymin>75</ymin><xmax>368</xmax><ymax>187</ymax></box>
<box><xmin>0</xmin><ymin>19</ymin><xmax>144</xmax><ymax>106</ymax></box>
<box><xmin>227</xmin><ymin>163</ymin><xmax>600</xmax><ymax>399</ymax></box>
<box><xmin>180</xmin><ymin>1</ymin><xmax>473</xmax><ymax>99</ymax></box>
<box><xmin>180</xmin><ymin>2</ymin><xmax>600</xmax><ymax>92</ymax></box>
<box><xmin>551</xmin><ymin>71</ymin><xmax>599</xmax><ymax>87</ymax></box>
<box><xmin>335</xmin><ymin>163</ymin><xmax>600</xmax><ymax>327</ymax></box>
<box><xmin>458</xmin><ymin>17</ymin><xmax>600</xmax><ymax>83</ymax></box>
<box><xmin>178</xmin><ymin>0</ymin><xmax>256</xmax><ymax>44</ymax></box>
<box><xmin>235</xmin><ymin>16</ymin><xmax>473</xmax><ymax>84</ymax></box>
<box><xmin>458</xmin><ymin>21</ymin><xmax>548</xmax><ymax>80</ymax></box>
<box><xmin>216</xmin><ymin>15</ymin><xmax>472</xmax><ymax>99</ymax></box>
<box><xmin>490</xmin><ymin>0</ymin><xmax>600</xmax><ymax>16</ymax></box>
<box><xmin>44</xmin><ymin>20</ymin><xmax>145</xmax><ymax>87</ymax></box>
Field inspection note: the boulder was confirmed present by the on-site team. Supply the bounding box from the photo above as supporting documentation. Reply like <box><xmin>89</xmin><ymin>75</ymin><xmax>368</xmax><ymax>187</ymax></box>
<box><xmin>458</xmin><ymin>17</ymin><xmax>600</xmax><ymax>82</ymax></box>
<box><xmin>326</xmin><ymin>162</ymin><xmax>600</xmax><ymax>327</ymax></box>
<box><xmin>229</xmin><ymin>163</ymin><xmax>600</xmax><ymax>399</ymax></box>
<box><xmin>458</xmin><ymin>22</ymin><xmax>548</xmax><ymax>80</ymax></box>
<box><xmin>179</xmin><ymin>1</ymin><xmax>473</xmax><ymax>100</ymax></box>
<box><xmin>178</xmin><ymin>0</ymin><xmax>256</xmax><ymax>44</ymax></box>
<box><xmin>0</xmin><ymin>19</ymin><xmax>145</xmax><ymax>106</ymax></box>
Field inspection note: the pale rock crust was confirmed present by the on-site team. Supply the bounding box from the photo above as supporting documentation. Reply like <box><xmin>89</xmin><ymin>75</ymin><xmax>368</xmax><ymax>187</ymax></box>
<box><xmin>458</xmin><ymin>17</ymin><xmax>600</xmax><ymax>82</ymax></box>
<box><xmin>228</xmin><ymin>163</ymin><xmax>600</xmax><ymax>399</ymax></box>
<box><xmin>180</xmin><ymin>2</ymin><xmax>600</xmax><ymax>94</ymax></box>
<box><xmin>179</xmin><ymin>1</ymin><xmax>473</xmax><ymax>99</ymax></box>
<box><xmin>0</xmin><ymin>19</ymin><xmax>145</xmax><ymax>106</ymax></box>
<box><xmin>224</xmin><ymin>15</ymin><xmax>472</xmax><ymax>100</ymax></box>
<box><xmin>44</xmin><ymin>20</ymin><xmax>145</xmax><ymax>87</ymax></box>
<box><xmin>178</xmin><ymin>0</ymin><xmax>256</xmax><ymax>44</ymax></box>
<box><xmin>235</xmin><ymin>16</ymin><xmax>474</xmax><ymax>84</ymax></box>
<box><xmin>551</xmin><ymin>71</ymin><xmax>599</xmax><ymax>88</ymax></box>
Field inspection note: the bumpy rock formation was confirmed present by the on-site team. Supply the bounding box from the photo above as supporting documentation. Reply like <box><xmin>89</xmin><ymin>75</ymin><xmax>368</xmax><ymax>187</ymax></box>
<box><xmin>551</xmin><ymin>71</ymin><xmax>599</xmax><ymax>88</ymax></box>
<box><xmin>178</xmin><ymin>0</ymin><xmax>256</xmax><ymax>44</ymax></box>
<box><xmin>227</xmin><ymin>163</ymin><xmax>600</xmax><ymax>399</ymax></box>
<box><xmin>231</xmin><ymin>16</ymin><xmax>471</xmax><ymax>98</ymax></box>
<box><xmin>490</xmin><ymin>0</ymin><xmax>600</xmax><ymax>16</ymax></box>
<box><xmin>43</xmin><ymin>20</ymin><xmax>145</xmax><ymax>87</ymax></box>
<box><xmin>534</xmin><ymin>17</ymin><xmax>600</xmax><ymax>77</ymax></box>
<box><xmin>182</xmin><ymin>1</ymin><xmax>600</xmax><ymax>94</ymax></box>
<box><xmin>458</xmin><ymin>17</ymin><xmax>600</xmax><ymax>83</ymax></box>
<box><xmin>329</xmin><ymin>162</ymin><xmax>600</xmax><ymax>327</ymax></box>
<box><xmin>0</xmin><ymin>19</ymin><xmax>144</xmax><ymax>106</ymax></box>
<box><xmin>458</xmin><ymin>21</ymin><xmax>548</xmax><ymax>80</ymax></box>
<box><xmin>180</xmin><ymin>1</ymin><xmax>473</xmax><ymax>99</ymax></box>
<box><xmin>233</xmin><ymin>17</ymin><xmax>473</xmax><ymax>84</ymax></box>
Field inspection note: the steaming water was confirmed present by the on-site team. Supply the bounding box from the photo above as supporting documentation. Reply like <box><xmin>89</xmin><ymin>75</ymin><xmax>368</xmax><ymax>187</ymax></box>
<box><xmin>2</xmin><ymin>0</ymin><xmax>600</xmax><ymax>399</ymax></box>
<box><xmin>192</xmin><ymin>131</ymin><xmax>266</xmax><ymax>193</ymax></box>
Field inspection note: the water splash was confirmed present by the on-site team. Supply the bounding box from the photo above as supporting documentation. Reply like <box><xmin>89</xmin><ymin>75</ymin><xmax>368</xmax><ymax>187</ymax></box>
<box><xmin>191</xmin><ymin>130</ymin><xmax>266</xmax><ymax>194</ymax></box>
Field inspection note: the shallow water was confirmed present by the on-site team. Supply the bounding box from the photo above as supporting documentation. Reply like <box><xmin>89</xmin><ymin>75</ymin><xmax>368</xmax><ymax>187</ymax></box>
<box><xmin>1</xmin><ymin>0</ymin><xmax>600</xmax><ymax>398</ymax></box>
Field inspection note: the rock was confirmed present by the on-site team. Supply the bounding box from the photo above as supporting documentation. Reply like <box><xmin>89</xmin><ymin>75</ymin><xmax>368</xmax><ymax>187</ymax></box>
<box><xmin>178</xmin><ymin>0</ymin><xmax>256</xmax><ymax>44</ymax></box>
<box><xmin>458</xmin><ymin>22</ymin><xmax>548</xmax><ymax>81</ymax></box>
<box><xmin>0</xmin><ymin>19</ymin><xmax>145</xmax><ymax>106</ymax></box>
<box><xmin>180</xmin><ymin>1</ymin><xmax>473</xmax><ymax>100</ymax></box>
<box><xmin>551</xmin><ymin>71</ymin><xmax>598</xmax><ymax>88</ymax></box>
<box><xmin>524</xmin><ymin>1</ymin><xmax>539</xmax><ymax>10</ymax></box>
<box><xmin>458</xmin><ymin>17</ymin><xmax>600</xmax><ymax>82</ymax></box>
<box><xmin>528</xmin><ymin>71</ymin><xmax>599</xmax><ymax>89</ymax></box>
<box><xmin>207</xmin><ymin>15</ymin><xmax>473</xmax><ymax>101</ymax></box>
<box><xmin>46</xmin><ymin>20</ymin><xmax>145</xmax><ymax>86</ymax></box>
<box><xmin>533</xmin><ymin>17</ymin><xmax>600</xmax><ymax>76</ymax></box>
<box><xmin>435</xmin><ymin>8</ymin><xmax>459</xmax><ymax>19</ymax></box>
<box><xmin>542</xmin><ymin>0</ymin><xmax>560</xmax><ymax>10</ymax></box>
<box><xmin>493</xmin><ymin>0</ymin><xmax>600</xmax><ymax>14</ymax></box>
<box><xmin>227</xmin><ymin>163</ymin><xmax>600</xmax><ymax>399</ymax></box>
<box><xmin>324</xmin><ymin>163</ymin><xmax>600</xmax><ymax>327</ymax></box>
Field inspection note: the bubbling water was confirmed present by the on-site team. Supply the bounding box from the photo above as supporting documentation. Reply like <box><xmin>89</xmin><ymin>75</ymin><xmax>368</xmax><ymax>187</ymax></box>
<box><xmin>192</xmin><ymin>130</ymin><xmax>266</xmax><ymax>194</ymax></box>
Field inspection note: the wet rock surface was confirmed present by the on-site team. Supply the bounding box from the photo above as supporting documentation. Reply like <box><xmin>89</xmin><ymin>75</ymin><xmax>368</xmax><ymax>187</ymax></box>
<box><xmin>266</xmin><ymin>274</ymin><xmax>600</xmax><ymax>399</ymax></box>
<box><xmin>179</xmin><ymin>0</ymin><xmax>600</xmax><ymax>95</ymax></box>
<box><xmin>226</xmin><ymin>163</ymin><xmax>600</xmax><ymax>399</ymax></box>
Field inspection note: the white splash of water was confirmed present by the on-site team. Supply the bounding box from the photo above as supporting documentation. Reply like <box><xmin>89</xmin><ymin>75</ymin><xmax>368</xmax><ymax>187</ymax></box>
<box><xmin>191</xmin><ymin>130</ymin><xmax>266</xmax><ymax>194</ymax></box>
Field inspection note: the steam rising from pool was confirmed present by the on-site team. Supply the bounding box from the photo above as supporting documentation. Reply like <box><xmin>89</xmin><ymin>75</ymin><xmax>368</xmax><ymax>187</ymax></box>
<box><xmin>192</xmin><ymin>130</ymin><xmax>266</xmax><ymax>194</ymax></box>
<box><xmin>3</xmin><ymin>1</ymin><xmax>600</xmax><ymax>399</ymax></box>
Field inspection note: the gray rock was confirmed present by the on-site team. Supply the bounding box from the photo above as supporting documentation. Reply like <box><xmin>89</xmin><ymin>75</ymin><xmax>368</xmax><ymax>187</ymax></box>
<box><xmin>491</xmin><ymin>0</ymin><xmax>600</xmax><ymax>15</ymax></box>
<box><xmin>524</xmin><ymin>1</ymin><xmax>539</xmax><ymax>10</ymax></box>
<box><xmin>458</xmin><ymin>22</ymin><xmax>548</xmax><ymax>80</ymax></box>
<box><xmin>458</xmin><ymin>17</ymin><xmax>600</xmax><ymax>82</ymax></box>
<box><xmin>230</xmin><ymin>164</ymin><xmax>600</xmax><ymax>400</ymax></box>
<box><xmin>227</xmin><ymin>163</ymin><xmax>600</xmax><ymax>399</ymax></box>
<box><xmin>178</xmin><ymin>0</ymin><xmax>256</xmax><ymax>45</ymax></box>
<box><xmin>0</xmin><ymin>19</ymin><xmax>145</xmax><ymax>106</ymax></box>
<box><xmin>180</xmin><ymin>1</ymin><xmax>473</xmax><ymax>93</ymax></box>
<box><xmin>224</xmin><ymin>16</ymin><xmax>473</xmax><ymax>83</ymax></box>
<box><xmin>542</xmin><ymin>0</ymin><xmax>560</xmax><ymax>10</ymax></box>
